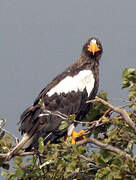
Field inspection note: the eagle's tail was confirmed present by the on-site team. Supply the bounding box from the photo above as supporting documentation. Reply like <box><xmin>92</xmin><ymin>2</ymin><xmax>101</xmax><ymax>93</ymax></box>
<box><xmin>7</xmin><ymin>106</ymin><xmax>41</xmax><ymax>160</ymax></box>
<box><xmin>7</xmin><ymin>105</ymin><xmax>69</xmax><ymax>160</ymax></box>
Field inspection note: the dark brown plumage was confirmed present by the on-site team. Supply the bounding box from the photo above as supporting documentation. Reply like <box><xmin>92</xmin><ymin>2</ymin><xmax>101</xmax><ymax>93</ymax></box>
<box><xmin>8</xmin><ymin>37</ymin><xmax>103</xmax><ymax>158</ymax></box>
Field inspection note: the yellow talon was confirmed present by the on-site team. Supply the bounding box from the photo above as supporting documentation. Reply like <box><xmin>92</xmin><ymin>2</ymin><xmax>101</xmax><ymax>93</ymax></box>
<box><xmin>71</xmin><ymin>130</ymin><xmax>86</xmax><ymax>144</ymax></box>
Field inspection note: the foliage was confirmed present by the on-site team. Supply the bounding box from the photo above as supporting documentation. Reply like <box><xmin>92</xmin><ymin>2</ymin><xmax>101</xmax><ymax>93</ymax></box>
<box><xmin>0</xmin><ymin>68</ymin><xmax>136</xmax><ymax>180</ymax></box>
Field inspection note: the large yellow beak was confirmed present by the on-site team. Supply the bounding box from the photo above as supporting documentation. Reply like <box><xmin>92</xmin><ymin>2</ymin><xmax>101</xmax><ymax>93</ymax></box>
<box><xmin>88</xmin><ymin>41</ymin><xmax>100</xmax><ymax>55</ymax></box>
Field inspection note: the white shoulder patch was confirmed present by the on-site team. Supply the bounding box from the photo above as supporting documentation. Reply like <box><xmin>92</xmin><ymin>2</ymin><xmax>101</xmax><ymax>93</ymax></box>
<box><xmin>47</xmin><ymin>70</ymin><xmax>95</xmax><ymax>97</ymax></box>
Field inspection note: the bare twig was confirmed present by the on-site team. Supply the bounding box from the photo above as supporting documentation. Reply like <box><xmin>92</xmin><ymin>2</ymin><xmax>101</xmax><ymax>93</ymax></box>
<box><xmin>0</xmin><ymin>151</ymin><xmax>35</xmax><ymax>158</ymax></box>
<box><xmin>74</xmin><ymin>108</ymin><xmax>112</xmax><ymax>126</ymax></box>
<box><xmin>87</xmin><ymin>97</ymin><xmax>136</xmax><ymax>135</ymax></box>
<box><xmin>0</xmin><ymin>128</ymin><xmax>19</xmax><ymax>144</ymax></box>
<box><xmin>76</xmin><ymin>137</ymin><xmax>129</xmax><ymax>158</ymax></box>
<box><xmin>0</xmin><ymin>118</ymin><xmax>18</xmax><ymax>144</ymax></box>
<box><xmin>79</xmin><ymin>154</ymin><xmax>102</xmax><ymax>169</ymax></box>
<box><xmin>74</xmin><ymin>108</ymin><xmax>112</xmax><ymax>139</ymax></box>
<box><xmin>15</xmin><ymin>151</ymin><xmax>35</xmax><ymax>156</ymax></box>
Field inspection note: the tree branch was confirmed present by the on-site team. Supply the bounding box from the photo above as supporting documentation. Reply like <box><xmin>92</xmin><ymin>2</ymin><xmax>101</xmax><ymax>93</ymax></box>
<box><xmin>0</xmin><ymin>151</ymin><xmax>35</xmax><ymax>158</ymax></box>
<box><xmin>0</xmin><ymin>96</ymin><xmax>134</xmax><ymax>161</ymax></box>
<box><xmin>76</xmin><ymin>137</ymin><xmax>129</xmax><ymax>158</ymax></box>
<box><xmin>87</xmin><ymin>96</ymin><xmax>136</xmax><ymax>135</ymax></box>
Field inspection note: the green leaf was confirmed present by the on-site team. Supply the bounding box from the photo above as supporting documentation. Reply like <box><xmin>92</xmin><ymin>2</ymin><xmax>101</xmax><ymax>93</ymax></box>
<box><xmin>122</xmin><ymin>68</ymin><xmax>136</xmax><ymax>89</ymax></box>
<box><xmin>38</xmin><ymin>99</ymin><xmax>45</xmax><ymax>110</ymax></box>
<box><xmin>1</xmin><ymin>170</ymin><xmax>9</xmax><ymax>176</ymax></box>
<box><xmin>38</xmin><ymin>137</ymin><xmax>44</xmax><ymax>153</ymax></box>
<box><xmin>59</xmin><ymin>121</ymin><xmax>68</xmax><ymax>130</ymax></box>
<box><xmin>101</xmin><ymin>117</ymin><xmax>109</xmax><ymax>123</ymax></box>
<box><xmin>15</xmin><ymin>169</ymin><xmax>24</xmax><ymax>178</ymax></box>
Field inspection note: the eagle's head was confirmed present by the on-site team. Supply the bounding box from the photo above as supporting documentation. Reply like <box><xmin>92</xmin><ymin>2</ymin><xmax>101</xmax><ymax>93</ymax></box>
<box><xmin>82</xmin><ymin>37</ymin><xmax>103</xmax><ymax>60</ymax></box>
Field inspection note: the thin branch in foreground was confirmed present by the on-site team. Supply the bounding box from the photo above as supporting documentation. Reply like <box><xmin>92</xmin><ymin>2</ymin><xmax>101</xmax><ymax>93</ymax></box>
<box><xmin>79</xmin><ymin>154</ymin><xmax>102</xmax><ymax>169</ymax></box>
<box><xmin>76</xmin><ymin>137</ymin><xmax>130</xmax><ymax>158</ymax></box>
<box><xmin>0</xmin><ymin>128</ymin><xmax>19</xmax><ymax>144</ymax></box>
<box><xmin>0</xmin><ymin>151</ymin><xmax>35</xmax><ymax>158</ymax></box>
<box><xmin>87</xmin><ymin>97</ymin><xmax>136</xmax><ymax>135</ymax></box>
<box><xmin>0</xmin><ymin>118</ymin><xmax>18</xmax><ymax>144</ymax></box>
<box><xmin>74</xmin><ymin>107</ymin><xmax>112</xmax><ymax>126</ymax></box>
<box><xmin>73</xmin><ymin>108</ymin><xmax>112</xmax><ymax>139</ymax></box>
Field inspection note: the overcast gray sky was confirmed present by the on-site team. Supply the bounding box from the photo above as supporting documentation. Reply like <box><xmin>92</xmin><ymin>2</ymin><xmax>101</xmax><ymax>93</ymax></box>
<box><xmin>0</xmin><ymin>0</ymin><xmax>136</xmax><ymax>139</ymax></box>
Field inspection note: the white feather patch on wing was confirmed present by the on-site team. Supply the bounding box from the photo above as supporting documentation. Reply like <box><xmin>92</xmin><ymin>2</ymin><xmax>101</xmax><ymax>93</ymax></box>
<box><xmin>47</xmin><ymin>70</ymin><xmax>95</xmax><ymax>97</ymax></box>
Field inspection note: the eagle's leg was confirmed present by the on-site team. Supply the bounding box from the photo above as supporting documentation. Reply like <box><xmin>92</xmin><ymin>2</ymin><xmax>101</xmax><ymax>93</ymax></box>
<box><xmin>66</xmin><ymin>124</ymin><xmax>86</xmax><ymax>144</ymax></box>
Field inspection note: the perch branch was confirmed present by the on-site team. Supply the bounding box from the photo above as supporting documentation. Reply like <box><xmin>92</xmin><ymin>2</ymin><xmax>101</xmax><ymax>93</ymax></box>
<box><xmin>76</xmin><ymin>137</ymin><xmax>129</xmax><ymax>158</ymax></box>
<box><xmin>87</xmin><ymin>97</ymin><xmax>136</xmax><ymax>135</ymax></box>
<box><xmin>0</xmin><ymin>151</ymin><xmax>35</xmax><ymax>158</ymax></box>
